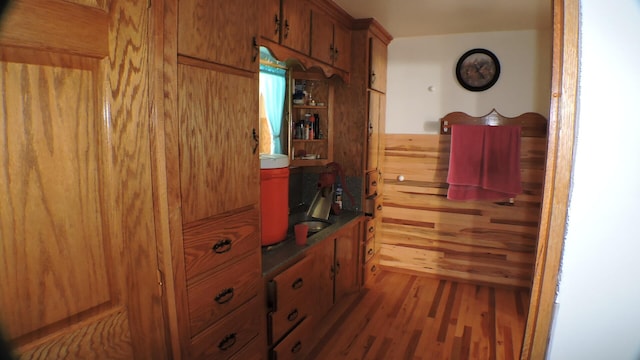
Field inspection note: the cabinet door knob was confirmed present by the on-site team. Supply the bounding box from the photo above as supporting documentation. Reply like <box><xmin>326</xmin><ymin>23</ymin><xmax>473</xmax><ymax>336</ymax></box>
<box><xmin>214</xmin><ymin>287</ymin><xmax>235</xmax><ymax>304</ymax></box>
<box><xmin>371</xmin><ymin>71</ymin><xmax>377</xmax><ymax>85</ymax></box>
<box><xmin>291</xmin><ymin>277</ymin><xmax>304</xmax><ymax>290</ymax></box>
<box><xmin>218</xmin><ymin>333</ymin><xmax>237</xmax><ymax>351</ymax></box>
<box><xmin>287</xmin><ymin>308</ymin><xmax>299</xmax><ymax>322</ymax></box>
<box><xmin>284</xmin><ymin>19</ymin><xmax>290</xmax><ymax>38</ymax></box>
<box><xmin>251</xmin><ymin>36</ymin><xmax>258</xmax><ymax>63</ymax></box>
<box><xmin>274</xmin><ymin>14</ymin><xmax>280</xmax><ymax>34</ymax></box>
<box><xmin>212</xmin><ymin>239</ymin><xmax>232</xmax><ymax>254</ymax></box>
<box><xmin>369</xmin><ymin>226</ymin><xmax>375</xmax><ymax>233</ymax></box>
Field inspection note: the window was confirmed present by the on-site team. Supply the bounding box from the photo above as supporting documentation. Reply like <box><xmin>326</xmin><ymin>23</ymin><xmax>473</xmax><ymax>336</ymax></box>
<box><xmin>259</xmin><ymin>47</ymin><xmax>287</xmax><ymax>155</ymax></box>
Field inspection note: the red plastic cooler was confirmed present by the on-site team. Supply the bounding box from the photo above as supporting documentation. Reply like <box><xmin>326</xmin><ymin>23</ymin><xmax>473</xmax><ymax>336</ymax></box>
<box><xmin>260</xmin><ymin>154</ymin><xmax>290</xmax><ymax>246</ymax></box>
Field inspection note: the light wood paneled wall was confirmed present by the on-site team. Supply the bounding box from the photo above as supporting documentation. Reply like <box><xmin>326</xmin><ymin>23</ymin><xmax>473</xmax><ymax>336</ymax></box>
<box><xmin>380</xmin><ymin>133</ymin><xmax>547</xmax><ymax>287</ymax></box>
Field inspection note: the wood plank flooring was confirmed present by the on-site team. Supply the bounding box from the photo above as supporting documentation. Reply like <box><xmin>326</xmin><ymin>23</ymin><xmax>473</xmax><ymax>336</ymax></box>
<box><xmin>308</xmin><ymin>270</ymin><xmax>530</xmax><ymax>360</ymax></box>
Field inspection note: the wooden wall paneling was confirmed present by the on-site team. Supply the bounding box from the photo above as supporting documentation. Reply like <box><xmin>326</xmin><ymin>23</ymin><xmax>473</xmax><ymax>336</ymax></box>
<box><xmin>380</xmin><ymin>131</ymin><xmax>546</xmax><ymax>288</ymax></box>
<box><xmin>0</xmin><ymin>0</ymin><xmax>168</xmax><ymax>357</ymax></box>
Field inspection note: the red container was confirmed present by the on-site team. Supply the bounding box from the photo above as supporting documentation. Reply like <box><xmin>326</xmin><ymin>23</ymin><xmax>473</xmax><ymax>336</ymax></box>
<box><xmin>260</xmin><ymin>157</ymin><xmax>289</xmax><ymax>246</ymax></box>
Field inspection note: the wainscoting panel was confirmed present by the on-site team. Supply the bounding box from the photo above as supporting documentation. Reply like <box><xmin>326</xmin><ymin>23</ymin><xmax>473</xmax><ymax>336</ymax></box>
<box><xmin>380</xmin><ymin>133</ymin><xmax>547</xmax><ymax>287</ymax></box>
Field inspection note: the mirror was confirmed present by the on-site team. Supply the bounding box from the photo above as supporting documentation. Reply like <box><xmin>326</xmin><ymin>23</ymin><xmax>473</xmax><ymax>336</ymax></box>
<box><xmin>259</xmin><ymin>47</ymin><xmax>289</xmax><ymax>156</ymax></box>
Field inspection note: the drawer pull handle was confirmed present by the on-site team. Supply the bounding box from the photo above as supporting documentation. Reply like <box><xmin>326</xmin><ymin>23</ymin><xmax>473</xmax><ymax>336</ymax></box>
<box><xmin>377</xmin><ymin>205</ymin><xmax>383</xmax><ymax>211</ymax></box>
<box><xmin>368</xmin><ymin>226</ymin><xmax>375</xmax><ymax>233</ymax></box>
<box><xmin>218</xmin><ymin>333</ymin><xmax>237</xmax><ymax>351</ymax></box>
<box><xmin>371</xmin><ymin>264</ymin><xmax>377</xmax><ymax>272</ymax></box>
<box><xmin>368</xmin><ymin>248</ymin><xmax>374</xmax><ymax>256</ymax></box>
<box><xmin>291</xmin><ymin>277</ymin><xmax>303</xmax><ymax>290</ymax></box>
<box><xmin>287</xmin><ymin>309</ymin><xmax>299</xmax><ymax>322</ymax></box>
<box><xmin>212</xmin><ymin>239</ymin><xmax>232</xmax><ymax>254</ymax></box>
<box><xmin>214</xmin><ymin>287</ymin><xmax>234</xmax><ymax>304</ymax></box>
<box><xmin>291</xmin><ymin>341</ymin><xmax>302</xmax><ymax>354</ymax></box>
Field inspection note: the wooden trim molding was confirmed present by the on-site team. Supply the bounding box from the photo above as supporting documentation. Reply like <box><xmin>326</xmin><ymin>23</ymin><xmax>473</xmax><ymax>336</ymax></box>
<box><xmin>520</xmin><ymin>0</ymin><xmax>579</xmax><ymax>359</ymax></box>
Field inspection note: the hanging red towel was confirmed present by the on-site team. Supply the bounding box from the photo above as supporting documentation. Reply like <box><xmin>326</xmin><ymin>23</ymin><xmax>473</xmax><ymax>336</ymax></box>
<box><xmin>447</xmin><ymin>124</ymin><xmax>522</xmax><ymax>201</ymax></box>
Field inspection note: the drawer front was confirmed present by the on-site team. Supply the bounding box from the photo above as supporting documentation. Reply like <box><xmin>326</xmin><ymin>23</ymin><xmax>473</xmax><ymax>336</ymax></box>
<box><xmin>363</xmin><ymin>254</ymin><xmax>380</xmax><ymax>285</ymax></box>
<box><xmin>271</xmin><ymin>317</ymin><xmax>314</xmax><ymax>360</ymax></box>
<box><xmin>365</xmin><ymin>170</ymin><xmax>378</xmax><ymax>197</ymax></box>
<box><xmin>228</xmin><ymin>336</ymin><xmax>266</xmax><ymax>360</ymax></box>
<box><xmin>364</xmin><ymin>236</ymin><xmax>375</xmax><ymax>264</ymax></box>
<box><xmin>190</xmin><ymin>297</ymin><xmax>262</xmax><ymax>360</ymax></box>
<box><xmin>364</xmin><ymin>195</ymin><xmax>383</xmax><ymax>218</ymax></box>
<box><xmin>269</xmin><ymin>255</ymin><xmax>315</xmax><ymax>343</ymax></box>
<box><xmin>187</xmin><ymin>251</ymin><xmax>261</xmax><ymax>336</ymax></box>
<box><xmin>183</xmin><ymin>208</ymin><xmax>259</xmax><ymax>280</ymax></box>
<box><xmin>365</xmin><ymin>217</ymin><xmax>375</xmax><ymax>239</ymax></box>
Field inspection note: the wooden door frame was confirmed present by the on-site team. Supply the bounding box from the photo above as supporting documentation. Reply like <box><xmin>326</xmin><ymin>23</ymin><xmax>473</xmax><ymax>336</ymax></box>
<box><xmin>520</xmin><ymin>0</ymin><xmax>579</xmax><ymax>358</ymax></box>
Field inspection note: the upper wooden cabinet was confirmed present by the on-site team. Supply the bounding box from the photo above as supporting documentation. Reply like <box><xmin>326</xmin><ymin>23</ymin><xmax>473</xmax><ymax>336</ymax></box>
<box><xmin>369</xmin><ymin>35</ymin><xmax>388</xmax><ymax>92</ymax></box>
<box><xmin>260</xmin><ymin>0</ymin><xmax>312</xmax><ymax>56</ymax></box>
<box><xmin>310</xmin><ymin>9</ymin><xmax>352</xmax><ymax>72</ymax></box>
<box><xmin>178</xmin><ymin>0</ymin><xmax>260</xmax><ymax>72</ymax></box>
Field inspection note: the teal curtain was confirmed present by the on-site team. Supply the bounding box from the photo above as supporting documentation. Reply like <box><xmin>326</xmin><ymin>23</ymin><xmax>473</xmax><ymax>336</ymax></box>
<box><xmin>259</xmin><ymin>64</ymin><xmax>286</xmax><ymax>154</ymax></box>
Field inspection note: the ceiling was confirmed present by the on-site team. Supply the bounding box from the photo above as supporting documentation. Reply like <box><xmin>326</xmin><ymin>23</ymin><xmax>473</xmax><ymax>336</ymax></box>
<box><xmin>332</xmin><ymin>0</ymin><xmax>553</xmax><ymax>38</ymax></box>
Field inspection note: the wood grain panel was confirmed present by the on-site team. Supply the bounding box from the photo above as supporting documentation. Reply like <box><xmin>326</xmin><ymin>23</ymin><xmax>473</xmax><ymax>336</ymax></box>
<box><xmin>0</xmin><ymin>52</ymin><xmax>111</xmax><ymax>339</ymax></box>
<box><xmin>178</xmin><ymin>0</ymin><xmax>259</xmax><ymax>71</ymax></box>
<box><xmin>380</xmin><ymin>131</ymin><xmax>547</xmax><ymax>287</ymax></box>
<box><xmin>17</xmin><ymin>309</ymin><xmax>134</xmax><ymax>360</ymax></box>
<box><xmin>178</xmin><ymin>63</ymin><xmax>259</xmax><ymax>224</ymax></box>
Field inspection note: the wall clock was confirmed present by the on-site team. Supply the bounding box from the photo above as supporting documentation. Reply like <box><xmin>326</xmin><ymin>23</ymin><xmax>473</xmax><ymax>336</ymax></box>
<box><xmin>455</xmin><ymin>48</ymin><xmax>500</xmax><ymax>92</ymax></box>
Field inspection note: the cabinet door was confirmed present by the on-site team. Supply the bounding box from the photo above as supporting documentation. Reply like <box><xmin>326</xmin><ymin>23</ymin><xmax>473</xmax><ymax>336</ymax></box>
<box><xmin>260</xmin><ymin>0</ymin><xmax>282</xmax><ymax>44</ymax></box>
<box><xmin>281</xmin><ymin>0</ymin><xmax>311</xmax><ymax>55</ymax></box>
<box><xmin>310</xmin><ymin>10</ymin><xmax>334</xmax><ymax>65</ymax></box>
<box><xmin>334</xmin><ymin>221</ymin><xmax>361</xmax><ymax>304</ymax></box>
<box><xmin>309</xmin><ymin>238</ymin><xmax>335</xmax><ymax>322</ymax></box>
<box><xmin>332</xmin><ymin>22</ymin><xmax>352</xmax><ymax>72</ymax></box>
<box><xmin>178</xmin><ymin>65</ymin><xmax>259</xmax><ymax>224</ymax></box>
<box><xmin>0</xmin><ymin>0</ymin><xmax>166</xmax><ymax>357</ymax></box>
<box><xmin>179</xmin><ymin>0</ymin><xmax>259</xmax><ymax>72</ymax></box>
<box><xmin>369</xmin><ymin>35</ymin><xmax>388</xmax><ymax>92</ymax></box>
<box><xmin>366</xmin><ymin>91</ymin><xmax>381</xmax><ymax>172</ymax></box>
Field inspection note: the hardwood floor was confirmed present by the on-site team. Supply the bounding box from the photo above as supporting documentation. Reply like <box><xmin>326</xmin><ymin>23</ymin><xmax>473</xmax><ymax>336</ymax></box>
<box><xmin>309</xmin><ymin>270</ymin><xmax>530</xmax><ymax>360</ymax></box>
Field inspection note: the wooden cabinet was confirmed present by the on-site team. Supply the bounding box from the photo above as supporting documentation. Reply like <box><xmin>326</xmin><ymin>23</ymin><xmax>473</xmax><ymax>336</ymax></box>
<box><xmin>310</xmin><ymin>9</ymin><xmax>352</xmax><ymax>72</ymax></box>
<box><xmin>369</xmin><ymin>35</ymin><xmax>388</xmax><ymax>92</ymax></box>
<box><xmin>168</xmin><ymin>1</ymin><xmax>265</xmax><ymax>359</ymax></box>
<box><xmin>307</xmin><ymin>218</ymin><xmax>362</xmax><ymax>320</ymax></box>
<box><xmin>260</xmin><ymin>0</ymin><xmax>312</xmax><ymax>56</ymax></box>
<box><xmin>0</xmin><ymin>0</ymin><xmax>168</xmax><ymax>357</ymax></box>
<box><xmin>266</xmin><ymin>255</ymin><xmax>316</xmax><ymax>359</ymax></box>
<box><xmin>179</xmin><ymin>0</ymin><xmax>259</xmax><ymax>72</ymax></box>
<box><xmin>290</xmin><ymin>71</ymin><xmax>334</xmax><ymax>167</ymax></box>
<box><xmin>366</xmin><ymin>91</ymin><xmax>386</xmax><ymax>173</ymax></box>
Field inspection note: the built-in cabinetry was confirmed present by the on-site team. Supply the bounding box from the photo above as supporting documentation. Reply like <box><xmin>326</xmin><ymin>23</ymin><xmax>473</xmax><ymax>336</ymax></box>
<box><xmin>310</xmin><ymin>6</ymin><xmax>352</xmax><ymax>72</ymax></box>
<box><xmin>167</xmin><ymin>0</ymin><xmax>266</xmax><ymax>359</ymax></box>
<box><xmin>265</xmin><ymin>217</ymin><xmax>362</xmax><ymax>358</ymax></box>
<box><xmin>290</xmin><ymin>71</ymin><xmax>334</xmax><ymax>167</ymax></box>
<box><xmin>332</xmin><ymin>19</ymin><xmax>391</xmax><ymax>285</ymax></box>
<box><xmin>260</xmin><ymin>0</ymin><xmax>312</xmax><ymax>56</ymax></box>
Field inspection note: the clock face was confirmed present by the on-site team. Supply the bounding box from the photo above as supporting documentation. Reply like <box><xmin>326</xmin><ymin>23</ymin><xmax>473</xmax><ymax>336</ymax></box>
<box><xmin>456</xmin><ymin>49</ymin><xmax>500</xmax><ymax>91</ymax></box>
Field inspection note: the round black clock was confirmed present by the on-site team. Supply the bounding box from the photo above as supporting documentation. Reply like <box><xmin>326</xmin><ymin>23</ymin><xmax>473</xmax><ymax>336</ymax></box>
<box><xmin>455</xmin><ymin>48</ymin><xmax>500</xmax><ymax>92</ymax></box>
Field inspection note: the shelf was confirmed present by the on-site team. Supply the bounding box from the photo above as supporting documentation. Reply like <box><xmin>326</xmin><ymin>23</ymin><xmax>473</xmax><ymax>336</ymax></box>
<box><xmin>293</xmin><ymin>105</ymin><xmax>328</xmax><ymax>110</ymax></box>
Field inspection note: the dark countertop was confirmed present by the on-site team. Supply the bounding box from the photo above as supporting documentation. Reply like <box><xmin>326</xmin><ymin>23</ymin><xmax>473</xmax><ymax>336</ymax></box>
<box><xmin>261</xmin><ymin>210</ymin><xmax>362</xmax><ymax>278</ymax></box>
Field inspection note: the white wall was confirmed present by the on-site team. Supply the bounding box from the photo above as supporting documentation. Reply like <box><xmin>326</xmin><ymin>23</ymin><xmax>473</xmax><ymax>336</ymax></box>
<box><xmin>386</xmin><ymin>30</ymin><xmax>552</xmax><ymax>134</ymax></box>
<box><xmin>547</xmin><ymin>1</ymin><xmax>640</xmax><ymax>359</ymax></box>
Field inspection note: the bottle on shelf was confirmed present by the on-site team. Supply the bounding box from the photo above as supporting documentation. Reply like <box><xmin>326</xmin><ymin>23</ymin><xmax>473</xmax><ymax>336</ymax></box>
<box><xmin>313</xmin><ymin>113</ymin><xmax>320</xmax><ymax>139</ymax></box>
<box><xmin>309</xmin><ymin>114</ymin><xmax>315</xmax><ymax>140</ymax></box>
<box><xmin>335</xmin><ymin>180</ymin><xmax>343</xmax><ymax>209</ymax></box>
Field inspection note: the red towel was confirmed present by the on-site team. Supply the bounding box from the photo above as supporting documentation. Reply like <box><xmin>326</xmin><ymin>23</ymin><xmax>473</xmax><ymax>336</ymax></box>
<box><xmin>447</xmin><ymin>124</ymin><xmax>522</xmax><ymax>201</ymax></box>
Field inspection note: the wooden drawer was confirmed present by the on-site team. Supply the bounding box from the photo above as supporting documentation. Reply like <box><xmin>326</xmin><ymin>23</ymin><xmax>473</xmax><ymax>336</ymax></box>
<box><xmin>364</xmin><ymin>236</ymin><xmax>375</xmax><ymax>264</ymax></box>
<box><xmin>183</xmin><ymin>208</ymin><xmax>259</xmax><ymax>280</ymax></box>
<box><xmin>365</xmin><ymin>217</ymin><xmax>375</xmax><ymax>239</ymax></box>
<box><xmin>365</xmin><ymin>170</ymin><xmax>378</xmax><ymax>197</ymax></box>
<box><xmin>190</xmin><ymin>297</ymin><xmax>262</xmax><ymax>360</ymax></box>
<box><xmin>268</xmin><ymin>255</ymin><xmax>315</xmax><ymax>344</ymax></box>
<box><xmin>187</xmin><ymin>251</ymin><xmax>261</xmax><ymax>336</ymax></box>
<box><xmin>271</xmin><ymin>317</ymin><xmax>314</xmax><ymax>360</ymax></box>
<box><xmin>364</xmin><ymin>195</ymin><xmax>383</xmax><ymax>218</ymax></box>
<box><xmin>363</xmin><ymin>254</ymin><xmax>380</xmax><ymax>285</ymax></box>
